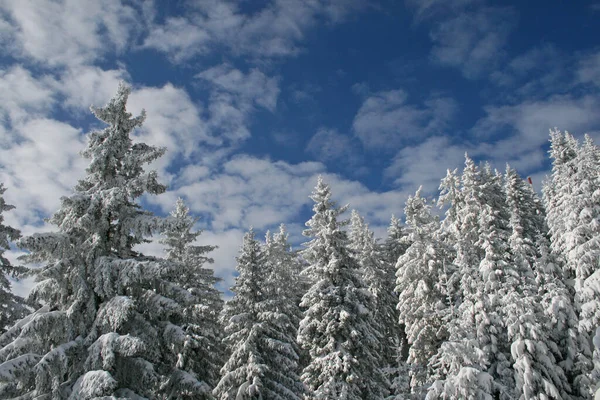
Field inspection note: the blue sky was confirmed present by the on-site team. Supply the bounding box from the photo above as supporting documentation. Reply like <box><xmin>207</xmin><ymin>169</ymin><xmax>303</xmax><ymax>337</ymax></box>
<box><xmin>1</xmin><ymin>0</ymin><xmax>600</xmax><ymax>294</ymax></box>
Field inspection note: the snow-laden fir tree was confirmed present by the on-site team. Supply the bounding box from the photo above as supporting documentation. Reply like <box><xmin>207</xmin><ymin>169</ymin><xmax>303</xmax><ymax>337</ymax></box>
<box><xmin>569</xmin><ymin>136</ymin><xmax>600</xmax><ymax>334</ymax></box>
<box><xmin>262</xmin><ymin>225</ymin><xmax>306</xmax><ymax>398</ymax></box>
<box><xmin>395</xmin><ymin>187</ymin><xmax>448</xmax><ymax>397</ymax></box>
<box><xmin>428</xmin><ymin>156</ymin><xmax>498</xmax><ymax>400</ymax></box>
<box><xmin>349</xmin><ymin>211</ymin><xmax>400</xmax><ymax>372</ymax></box>
<box><xmin>298</xmin><ymin>176</ymin><xmax>387</xmax><ymax>399</ymax></box>
<box><xmin>0</xmin><ymin>82</ymin><xmax>206</xmax><ymax>399</ymax></box>
<box><xmin>475</xmin><ymin>163</ymin><xmax>515</xmax><ymax>398</ymax></box>
<box><xmin>264</xmin><ymin>224</ymin><xmax>304</xmax><ymax>331</ymax></box>
<box><xmin>214</xmin><ymin>228</ymin><xmax>305</xmax><ymax>400</ymax></box>
<box><xmin>382</xmin><ymin>214</ymin><xmax>411</xmax><ymax>388</ymax></box>
<box><xmin>504</xmin><ymin>166</ymin><xmax>570</xmax><ymax>399</ymax></box>
<box><xmin>535</xmin><ymin>236</ymin><xmax>582</xmax><ymax>400</ymax></box>
<box><xmin>0</xmin><ymin>184</ymin><xmax>28</xmax><ymax>333</ymax></box>
<box><xmin>383</xmin><ymin>214</ymin><xmax>410</xmax><ymax>268</ymax></box>
<box><xmin>159</xmin><ymin>198</ymin><xmax>223</xmax><ymax>397</ymax></box>
<box><xmin>544</xmin><ymin>129</ymin><xmax>596</xmax><ymax>397</ymax></box>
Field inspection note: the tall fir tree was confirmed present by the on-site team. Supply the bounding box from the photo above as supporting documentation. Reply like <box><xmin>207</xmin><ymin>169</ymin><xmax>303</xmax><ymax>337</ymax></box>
<box><xmin>349</xmin><ymin>211</ymin><xmax>400</xmax><ymax>371</ymax></box>
<box><xmin>383</xmin><ymin>214</ymin><xmax>410</xmax><ymax>267</ymax></box>
<box><xmin>297</xmin><ymin>176</ymin><xmax>387</xmax><ymax>399</ymax></box>
<box><xmin>382</xmin><ymin>214</ymin><xmax>411</xmax><ymax>389</ymax></box>
<box><xmin>159</xmin><ymin>198</ymin><xmax>223</xmax><ymax>398</ymax></box>
<box><xmin>0</xmin><ymin>184</ymin><xmax>28</xmax><ymax>333</ymax></box>
<box><xmin>0</xmin><ymin>83</ymin><xmax>206</xmax><ymax>399</ymax></box>
<box><xmin>544</xmin><ymin>129</ymin><xmax>596</xmax><ymax>398</ymax></box>
<box><xmin>428</xmin><ymin>156</ymin><xmax>498</xmax><ymax>400</ymax></box>
<box><xmin>215</xmin><ymin>228</ymin><xmax>305</xmax><ymax>400</ymax></box>
<box><xmin>504</xmin><ymin>166</ymin><xmax>570</xmax><ymax>399</ymax></box>
<box><xmin>395</xmin><ymin>187</ymin><xmax>448</xmax><ymax>397</ymax></box>
<box><xmin>262</xmin><ymin>225</ymin><xmax>306</xmax><ymax>399</ymax></box>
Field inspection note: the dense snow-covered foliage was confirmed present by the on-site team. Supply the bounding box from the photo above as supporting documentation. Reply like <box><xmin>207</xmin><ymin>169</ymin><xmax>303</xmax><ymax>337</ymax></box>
<box><xmin>0</xmin><ymin>184</ymin><xmax>28</xmax><ymax>334</ymax></box>
<box><xmin>545</xmin><ymin>129</ymin><xmax>600</xmax><ymax>398</ymax></box>
<box><xmin>395</xmin><ymin>187</ymin><xmax>448</xmax><ymax>397</ymax></box>
<box><xmin>0</xmin><ymin>83</ymin><xmax>209</xmax><ymax>399</ymax></box>
<box><xmin>215</xmin><ymin>228</ymin><xmax>305</xmax><ymax>400</ymax></box>
<box><xmin>298</xmin><ymin>177</ymin><xmax>388</xmax><ymax>399</ymax></box>
<box><xmin>159</xmin><ymin>198</ymin><xmax>222</xmax><ymax>398</ymax></box>
<box><xmin>1</xmin><ymin>76</ymin><xmax>599</xmax><ymax>400</ymax></box>
<box><xmin>349</xmin><ymin>210</ymin><xmax>400</xmax><ymax>371</ymax></box>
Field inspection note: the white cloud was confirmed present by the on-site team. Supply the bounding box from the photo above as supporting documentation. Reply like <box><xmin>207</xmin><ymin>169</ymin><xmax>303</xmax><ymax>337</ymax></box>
<box><xmin>576</xmin><ymin>50</ymin><xmax>600</xmax><ymax>88</ymax></box>
<box><xmin>143</xmin><ymin>17</ymin><xmax>211</xmax><ymax>62</ymax></box>
<box><xmin>0</xmin><ymin>66</ymin><xmax>55</xmax><ymax>124</ymax></box>
<box><xmin>197</xmin><ymin>64</ymin><xmax>280</xmax><ymax>112</ymax></box>
<box><xmin>144</xmin><ymin>0</ymin><xmax>367</xmax><ymax>62</ymax></box>
<box><xmin>195</xmin><ymin>64</ymin><xmax>281</xmax><ymax>144</ymax></box>
<box><xmin>55</xmin><ymin>65</ymin><xmax>130</xmax><ymax>112</ymax></box>
<box><xmin>404</xmin><ymin>0</ymin><xmax>481</xmax><ymax>23</ymax></box>
<box><xmin>129</xmin><ymin>83</ymin><xmax>216</xmax><ymax>158</ymax></box>
<box><xmin>352</xmin><ymin>89</ymin><xmax>456</xmax><ymax>150</ymax></box>
<box><xmin>429</xmin><ymin>6</ymin><xmax>516</xmax><ymax>78</ymax></box>
<box><xmin>0</xmin><ymin>0</ymin><xmax>142</xmax><ymax>67</ymax></box>
<box><xmin>0</xmin><ymin>118</ymin><xmax>86</xmax><ymax>229</ymax></box>
<box><xmin>385</xmin><ymin>136</ymin><xmax>467</xmax><ymax>194</ymax></box>
<box><xmin>305</xmin><ymin>128</ymin><xmax>365</xmax><ymax>171</ymax></box>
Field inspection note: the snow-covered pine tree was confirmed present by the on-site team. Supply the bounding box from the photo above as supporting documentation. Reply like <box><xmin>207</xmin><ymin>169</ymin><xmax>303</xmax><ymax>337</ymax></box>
<box><xmin>535</xmin><ymin>236</ymin><xmax>581</xmax><ymax>400</ymax></box>
<box><xmin>395</xmin><ymin>187</ymin><xmax>448</xmax><ymax>397</ymax></box>
<box><xmin>475</xmin><ymin>163</ymin><xmax>516</xmax><ymax>398</ymax></box>
<box><xmin>0</xmin><ymin>82</ymin><xmax>206</xmax><ymax>399</ymax></box>
<box><xmin>0</xmin><ymin>184</ymin><xmax>28</xmax><ymax>333</ymax></box>
<box><xmin>428</xmin><ymin>156</ymin><xmax>497</xmax><ymax>400</ymax></box>
<box><xmin>504</xmin><ymin>165</ymin><xmax>570</xmax><ymax>399</ymax></box>
<box><xmin>214</xmin><ymin>228</ymin><xmax>305</xmax><ymax>400</ymax></box>
<box><xmin>383</xmin><ymin>214</ymin><xmax>410</xmax><ymax>267</ymax></box>
<box><xmin>159</xmin><ymin>198</ymin><xmax>223</xmax><ymax>398</ymax></box>
<box><xmin>298</xmin><ymin>176</ymin><xmax>387</xmax><ymax>399</ymax></box>
<box><xmin>263</xmin><ymin>225</ymin><xmax>303</xmax><ymax>342</ymax></box>
<box><xmin>262</xmin><ymin>225</ymin><xmax>306</xmax><ymax>399</ymax></box>
<box><xmin>570</xmin><ymin>136</ymin><xmax>600</xmax><ymax>335</ymax></box>
<box><xmin>214</xmin><ymin>228</ymin><xmax>268</xmax><ymax>399</ymax></box>
<box><xmin>382</xmin><ymin>214</ymin><xmax>411</xmax><ymax>381</ymax></box>
<box><xmin>349</xmin><ymin>211</ymin><xmax>400</xmax><ymax>371</ymax></box>
<box><xmin>545</xmin><ymin>129</ymin><xmax>596</xmax><ymax>398</ymax></box>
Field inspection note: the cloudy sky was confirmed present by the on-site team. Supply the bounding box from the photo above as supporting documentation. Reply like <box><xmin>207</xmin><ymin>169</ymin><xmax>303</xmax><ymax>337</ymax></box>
<box><xmin>1</xmin><ymin>0</ymin><xmax>599</xmax><ymax>295</ymax></box>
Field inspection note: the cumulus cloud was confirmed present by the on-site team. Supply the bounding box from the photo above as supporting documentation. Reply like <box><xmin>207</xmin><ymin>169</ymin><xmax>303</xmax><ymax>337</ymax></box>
<box><xmin>0</xmin><ymin>118</ymin><xmax>86</xmax><ymax>230</ymax></box>
<box><xmin>429</xmin><ymin>6</ymin><xmax>517</xmax><ymax>79</ymax></box>
<box><xmin>144</xmin><ymin>0</ymin><xmax>367</xmax><ymax>62</ymax></box>
<box><xmin>0</xmin><ymin>0</ymin><xmax>143</xmax><ymax>67</ymax></box>
<box><xmin>352</xmin><ymin>89</ymin><xmax>456</xmax><ymax>150</ymax></box>
<box><xmin>385</xmin><ymin>136</ymin><xmax>467</xmax><ymax>193</ymax></box>
<box><xmin>195</xmin><ymin>64</ymin><xmax>281</xmax><ymax>145</ymax></box>
<box><xmin>305</xmin><ymin>128</ymin><xmax>365</xmax><ymax>172</ymax></box>
<box><xmin>576</xmin><ymin>49</ymin><xmax>600</xmax><ymax>88</ymax></box>
<box><xmin>0</xmin><ymin>66</ymin><xmax>55</xmax><ymax>124</ymax></box>
<box><xmin>404</xmin><ymin>0</ymin><xmax>481</xmax><ymax>23</ymax></box>
<box><xmin>197</xmin><ymin>64</ymin><xmax>280</xmax><ymax>112</ymax></box>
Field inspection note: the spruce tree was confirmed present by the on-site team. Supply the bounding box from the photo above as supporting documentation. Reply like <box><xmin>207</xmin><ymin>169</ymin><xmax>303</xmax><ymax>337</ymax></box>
<box><xmin>545</xmin><ymin>129</ymin><xmax>596</xmax><ymax>398</ymax></box>
<box><xmin>0</xmin><ymin>83</ymin><xmax>203</xmax><ymax>399</ymax></box>
<box><xmin>0</xmin><ymin>184</ymin><xmax>28</xmax><ymax>333</ymax></box>
<box><xmin>298</xmin><ymin>176</ymin><xmax>387</xmax><ymax>399</ymax></box>
<box><xmin>395</xmin><ymin>187</ymin><xmax>448</xmax><ymax>397</ymax></box>
<box><xmin>159</xmin><ymin>198</ymin><xmax>223</xmax><ymax>398</ymax></box>
<box><xmin>505</xmin><ymin>166</ymin><xmax>570</xmax><ymax>399</ymax></box>
<box><xmin>214</xmin><ymin>228</ymin><xmax>305</xmax><ymax>400</ymax></box>
<box><xmin>428</xmin><ymin>156</ymin><xmax>497</xmax><ymax>400</ymax></box>
<box><xmin>349</xmin><ymin>211</ymin><xmax>399</xmax><ymax>371</ymax></box>
<box><xmin>262</xmin><ymin>225</ymin><xmax>306</xmax><ymax>399</ymax></box>
<box><xmin>383</xmin><ymin>214</ymin><xmax>410</xmax><ymax>267</ymax></box>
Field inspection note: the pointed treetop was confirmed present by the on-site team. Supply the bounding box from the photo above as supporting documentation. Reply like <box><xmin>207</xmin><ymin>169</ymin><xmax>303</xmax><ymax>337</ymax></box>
<box><xmin>90</xmin><ymin>81</ymin><xmax>146</xmax><ymax>127</ymax></box>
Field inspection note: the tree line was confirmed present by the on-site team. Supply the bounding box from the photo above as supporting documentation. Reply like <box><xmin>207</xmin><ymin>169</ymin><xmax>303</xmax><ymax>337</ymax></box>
<box><xmin>0</xmin><ymin>82</ymin><xmax>599</xmax><ymax>399</ymax></box>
